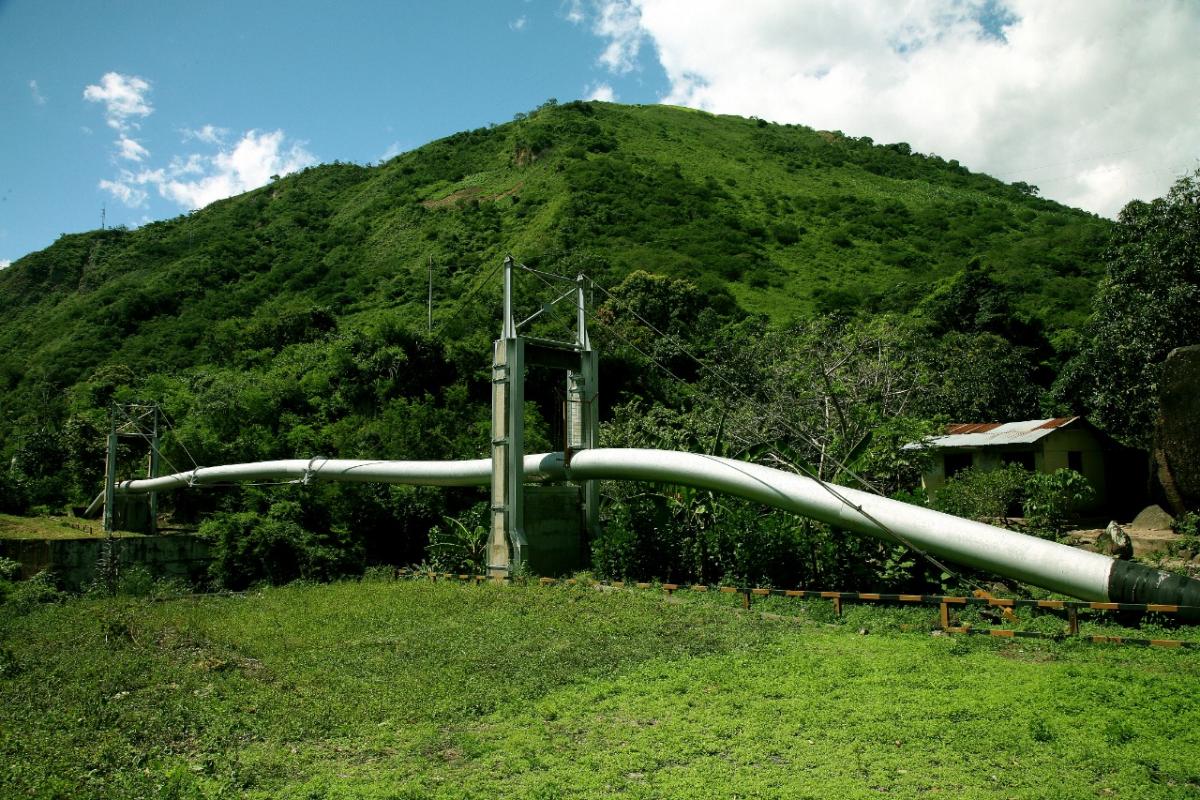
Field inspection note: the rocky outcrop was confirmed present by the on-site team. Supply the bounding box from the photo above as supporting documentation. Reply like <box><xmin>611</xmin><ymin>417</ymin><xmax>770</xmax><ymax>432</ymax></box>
<box><xmin>1155</xmin><ymin>345</ymin><xmax>1200</xmax><ymax>514</ymax></box>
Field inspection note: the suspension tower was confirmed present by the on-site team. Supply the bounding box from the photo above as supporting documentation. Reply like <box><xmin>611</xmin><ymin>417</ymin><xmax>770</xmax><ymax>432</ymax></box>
<box><xmin>489</xmin><ymin>256</ymin><xmax>599</xmax><ymax>577</ymax></box>
<box><xmin>102</xmin><ymin>402</ymin><xmax>162</xmax><ymax>534</ymax></box>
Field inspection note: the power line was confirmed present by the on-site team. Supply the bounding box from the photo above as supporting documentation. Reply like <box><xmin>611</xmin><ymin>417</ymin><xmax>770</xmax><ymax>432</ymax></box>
<box><xmin>157</xmin><ymin>408</ymin><xmax>200</xmax><ymax>472</ymax></box>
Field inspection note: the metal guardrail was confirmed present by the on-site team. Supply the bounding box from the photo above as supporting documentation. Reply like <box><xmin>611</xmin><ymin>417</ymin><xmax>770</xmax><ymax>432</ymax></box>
<box><xmin>393</xmin><ymin>569</ymin><xmax>1200</xmax><ymax>650</ymax></box>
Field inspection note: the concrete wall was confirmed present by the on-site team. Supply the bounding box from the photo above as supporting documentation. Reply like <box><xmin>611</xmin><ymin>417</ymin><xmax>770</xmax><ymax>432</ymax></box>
<box><xmin>0</xmin><ymin>534</ymin><xmax>211</xmax><ymax>591</ymax></box>
<box><xmin>523</xmin><ymin>484</ymin><xmax>585</xmax><ymax>576</ymax></box>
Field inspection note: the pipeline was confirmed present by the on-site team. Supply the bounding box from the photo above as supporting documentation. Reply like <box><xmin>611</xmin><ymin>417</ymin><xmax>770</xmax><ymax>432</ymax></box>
<box><xmin>110</xmin><ymin>448</ymin><xmax>1200</xmax><ymax>610</ymax></box>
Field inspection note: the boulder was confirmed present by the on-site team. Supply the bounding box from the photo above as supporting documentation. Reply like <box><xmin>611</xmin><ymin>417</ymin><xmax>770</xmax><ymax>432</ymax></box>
<box><xmin>1155</xmin><ymin>345</ymin><xmax>1200</xmax><ymax>514</ymax></box>
<box><xmin>1130</xmin><ymin>504</ymin><xmax>1175</xmax><ymax>531</ymax></box>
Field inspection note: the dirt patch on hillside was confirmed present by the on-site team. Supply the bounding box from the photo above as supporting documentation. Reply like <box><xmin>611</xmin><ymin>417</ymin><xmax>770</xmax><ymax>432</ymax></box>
<box><xmin>421</xmin><ymin>186</ymin><xmax>483</xmax><ymax>209</ymax></box>
<box><xmin>421</xmin><ymin>181</ymin><xmax>524</xmax><ymax>210</ymax></box>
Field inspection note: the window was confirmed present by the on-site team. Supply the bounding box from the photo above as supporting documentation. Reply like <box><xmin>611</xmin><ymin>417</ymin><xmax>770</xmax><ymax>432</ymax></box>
<box><xmin>944</xmin><ymin>451</ymin><xmax>973</xmax><ymax>479</ymax></box>
<box><xmin>1068</xmin><ymin>450</ymin><xmax>1083</xmax><ymax>473</ymax></box>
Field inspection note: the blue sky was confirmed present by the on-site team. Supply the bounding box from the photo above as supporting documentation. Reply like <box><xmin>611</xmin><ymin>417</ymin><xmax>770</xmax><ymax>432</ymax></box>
<box><xmin>0</xmin><ymin>0</ymin><xmax>666</xmax><ymax>264</ymax></box>
<box><xmin>3</xmin><ymin>1</ymin><xmax>1198</xmax><ymax>268</ymax></box>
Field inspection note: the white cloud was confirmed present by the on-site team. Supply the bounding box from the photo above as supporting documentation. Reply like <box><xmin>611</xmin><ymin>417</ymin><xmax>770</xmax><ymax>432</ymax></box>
<box><xmin>154</xmin><ymin>130</ymin><xmax>315</xmax><ymax>210</ymax></box>
<box><xmin>29</xmin><ymin>80</ymin><xmax>46</xmax><ymax>106</ymax></box>
<box><xmin>581</xmin><ymin>0</ymin><xmax>1200</xmax><ymax>217</ymax></box>
<box><xmin>85</xmin><ymin>73</ymin><xmax>314</xmax><ymax>213</ymax></box>
<box><xmin>585</xmin><ymin>82</ymin><xmax>616</xmax><ymax>102</ymax></box>
<box><xmin>181</xmin><ymin>124</ymin><xmax>228</xmax><ymax>145</ymax></box>
<box><xmin>381</xmin><ymin>141</ymin><xmax>406</xmax><ymax>161</ymax></box>
<box><xmin>593</xmin><ymin>1</ymin><xmax>645</xmax><ymax>73</ymax></box>
<box><xmin>509</xmin><ymin>15</ymin><xmax>527</xmax><ymax>31</ymax></box>
<box><xmin>0</xmin><ymin>259</ymin><xmax>11</xmax><ymax>270</ymax></box>
<box><xmin>98</xmin><ymin>130</ymin><xmax>313</xmax><ymax>210</ymax></box>
<box><xmin>83</xmin><ymin>72</ymin><xmax>153</xmax><ymax>132</ymax></box>
<box><xmin>99</xmin><ymin>177</ymin><xmax>149</xmax><ymax>208</ymax></box>
<box><xmin>168</xmin><ymin>153</ymin><xmax>206</xmax><ymax>176</ymax></box>
<box><xmin>117</xmin><ymin>136</ymin><xmax>150</xmax><ymax>162</ymax></box>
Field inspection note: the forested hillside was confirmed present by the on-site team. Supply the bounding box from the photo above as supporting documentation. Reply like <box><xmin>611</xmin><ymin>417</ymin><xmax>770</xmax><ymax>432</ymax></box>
<box><xmin>0</xmin><ymin>100</ymin><xmax>1133</xmax><ymax>587</ymax></box>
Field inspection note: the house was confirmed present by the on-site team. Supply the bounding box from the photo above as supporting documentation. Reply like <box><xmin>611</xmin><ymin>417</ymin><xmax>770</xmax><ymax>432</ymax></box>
<box><xmin>908</xmin><ymin>417</ymin><xmax>1141</xmax><ymax>514</ymax></box>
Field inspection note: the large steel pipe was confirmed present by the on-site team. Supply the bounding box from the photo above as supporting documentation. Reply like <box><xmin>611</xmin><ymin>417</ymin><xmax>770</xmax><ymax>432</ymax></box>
<box><xmin>115</xmin><ymin>448</ymin><xmax>1200</xmax><ymax>608</ymax></box>
<box><xmin>564</xmin><ymin>449</ymin><xmax>1200</xmax><ymax>610</ymax></box>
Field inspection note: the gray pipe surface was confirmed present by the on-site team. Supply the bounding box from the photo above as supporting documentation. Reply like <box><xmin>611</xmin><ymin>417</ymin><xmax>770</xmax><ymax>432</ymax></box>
<box><xmin>113</xmin><ymin>448</ymin><xmax>1200</xmax><ymax>609</ymax></box>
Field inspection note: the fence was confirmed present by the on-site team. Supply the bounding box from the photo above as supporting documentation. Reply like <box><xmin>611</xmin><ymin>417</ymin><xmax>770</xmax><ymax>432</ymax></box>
<box><xmin>393</xmin><ymin>569</ymin><xmax>1200</xmax><ymax>650</ymax></box>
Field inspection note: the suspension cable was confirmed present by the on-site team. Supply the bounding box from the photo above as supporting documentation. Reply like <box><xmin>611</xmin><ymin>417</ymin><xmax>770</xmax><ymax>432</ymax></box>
<box><xmin>432</xmin><ymin>257</ymin><xmax>506</xmax><ymax>338</ymax></box>
<box><xmin>585</xmin><ymin>276</ymin><xmax>891</xmax><ymax>495</ymax></box>
<box><xmin>518</xmin><ymin>264</ymin><xmax>986</xmax><ymax>592</ymax></box>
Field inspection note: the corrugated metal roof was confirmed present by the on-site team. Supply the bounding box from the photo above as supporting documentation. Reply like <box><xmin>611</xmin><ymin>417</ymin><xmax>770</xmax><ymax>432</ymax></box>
<box><xmin>945</xmin><ymin>422</ymin><xmax>1002</xmax><ymax>435</ymax></box>
<box><xmin>907</xmin><ymin>417</ymin><xmax>1081</xmax><ymax>449</ymax></box>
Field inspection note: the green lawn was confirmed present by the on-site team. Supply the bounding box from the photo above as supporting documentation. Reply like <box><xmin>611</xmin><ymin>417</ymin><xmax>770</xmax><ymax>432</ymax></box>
<box><xmin>2</xmin><ymin>579</ymin><xmax>1199</xmax><ymax>799</ymax></box>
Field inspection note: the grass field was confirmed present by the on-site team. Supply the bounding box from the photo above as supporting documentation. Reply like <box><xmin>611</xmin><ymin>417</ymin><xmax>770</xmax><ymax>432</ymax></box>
<box><xmin>2</xmin><ymin>578</ymin><xmax>1199</xmax><ymax>799</ymax></box>
<box><xmin>0</xmin><ymin>513</ymin><xmax>141</xmax><ymax>540</ymax></box>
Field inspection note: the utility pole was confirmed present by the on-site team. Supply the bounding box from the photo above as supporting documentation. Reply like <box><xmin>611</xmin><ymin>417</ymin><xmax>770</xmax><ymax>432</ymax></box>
<box><xmin>427</xmin><ymin>254</ymin><xmax>433</xmax><ymax>333</ymax></box>
<box><xmin>100</xmin><ymin>204</ymin><xmax>106</xmax><ymax>231</ymax></box>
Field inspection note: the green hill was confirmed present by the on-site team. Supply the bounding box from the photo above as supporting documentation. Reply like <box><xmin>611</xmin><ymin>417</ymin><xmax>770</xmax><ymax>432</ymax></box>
<box><xmin>0</xmin><ymin>101</ymin><xmax>1112</xmax><ymax>558</ymax></box>
<box><xmin>1</xmin><ymin>101</ymin><xmax>1106</xmax><ymax>381</ymax></box>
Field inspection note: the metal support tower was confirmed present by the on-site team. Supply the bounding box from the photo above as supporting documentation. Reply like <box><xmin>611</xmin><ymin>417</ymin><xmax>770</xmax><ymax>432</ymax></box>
<box><xmin>103</xmin><ymin>412</ymin><xmax>118</xmax><ymax>534</ymax></box>
<box><xmin>566</xmin><ymin>273</ymin><xmax>601</xmax><ymax>542</ymax></box>
<box><xmin>147</xmin><ymin>410</ymin><xmax>160</xmax><ymax>535</ymax></box>
<box><xmin>488</xmin><ymin>256</ymin><xmax>600</xmax><ymax>577</ymax></box>
<box><xmin>489</xmin><ymin>257</ymin><xmax>527</xmax><ymax>576</ymax></box>
<box><xmin>102</xmin><ymin>403</ymin><xmax>162</xmax><ymax>534</ymax></box>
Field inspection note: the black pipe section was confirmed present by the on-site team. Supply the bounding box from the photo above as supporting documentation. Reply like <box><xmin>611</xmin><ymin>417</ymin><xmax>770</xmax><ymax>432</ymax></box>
<box><xmin>1107</xmin><ymin>560</ymin><xmax>1200</xmax><ymax>620</ymax></box>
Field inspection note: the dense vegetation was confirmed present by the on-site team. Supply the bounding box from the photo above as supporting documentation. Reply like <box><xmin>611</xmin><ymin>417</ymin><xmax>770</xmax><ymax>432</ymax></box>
<box><xmin>2</xmin><ymin>578</ymin><xmax>1199</xmax><ymax>798</ymax></box>
<box><xmin>3</xmin><ymin>101</ymin><xmax>1195</xmax><ymax>591</ymax></box>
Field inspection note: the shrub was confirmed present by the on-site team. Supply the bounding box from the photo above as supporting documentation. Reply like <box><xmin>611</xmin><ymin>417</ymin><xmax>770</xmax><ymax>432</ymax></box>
<box><xmin>1022</xmin><ymin>469</ymin><xmax>1095</xmax><ymax>540</ymax></box>
<box><xmin>5</xmin><ymin>570</ymin><xmax>65</xmax><ymax>613</ymax></box>
<box><xmin>1173</xmin><ymin>511</ymin><xmax>1200</xmax><ymax>537</ymax></box>
<box><xmin>199</xmin><ymin>502</ymin><xmax>364</xmax><ymax>590</ymax></box>
<box><xmin>0</xmin><ymin>557</ymin><xmax>19</xmax><ymax>581</ymax></box>
<box><xmin>116</xmin><ymin>565</ymin><xmax>156</xmax><ymax>597</ymax></box>
<box><xmin>425</xmin><ymin>503</ymin><xmax>488</xmax><ymax>574</ymax></box>
<box><xmin>0</xmin><ymin>470</ymin><xmax>29</xmax><ymax>514</ymax></box>
<box><xmin>933</xmin><ymin>465</ymin><xmax>1028</xmax><ymax>522</ymax></box>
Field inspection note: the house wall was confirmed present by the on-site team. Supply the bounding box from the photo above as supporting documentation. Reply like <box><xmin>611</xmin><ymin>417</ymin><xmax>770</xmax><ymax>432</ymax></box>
<box><xmin>1040</xmin><ymin>428</ymin><xmax>1107</xmax><ymax>509</ymax></box>
<box><xmin>920</xmin><ymin>428</ymin><xmax>1107</xmax><ymax>511</ymax></box>
<box><xmin>921</xmin><ymin>453</ymin><xmax>950</xmax><ymax>495</ymax></box>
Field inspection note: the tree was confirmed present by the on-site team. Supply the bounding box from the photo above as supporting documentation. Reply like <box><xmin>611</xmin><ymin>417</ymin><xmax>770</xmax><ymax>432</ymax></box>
<box><xmin>1061</xmin><ymin>170</ymin><xmax>1200</xmax><ymax>445</ymax></box>
<box><xmin>915</xmin><ymin>331</ymin><xmax>1042</xmax><ymax>422</ymax></box>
